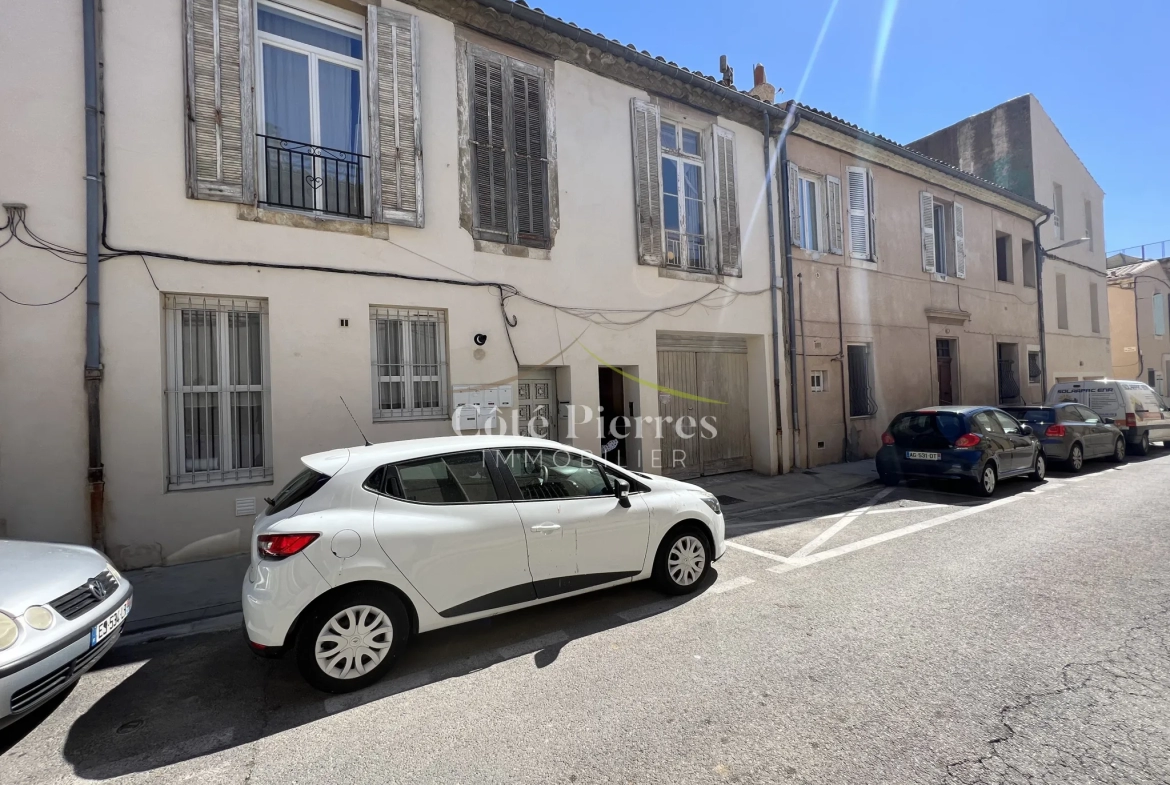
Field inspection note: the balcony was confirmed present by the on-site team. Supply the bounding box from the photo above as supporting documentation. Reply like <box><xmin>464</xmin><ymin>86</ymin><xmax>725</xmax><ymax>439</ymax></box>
<box><xmin>258</xmin><ymin>135</ymin><xmax>369</xmax><ymax>220</ymax></box>
<box><xmin>665</xmin><ymin>231</ymin><xmax>712</xmax><ymax>273</ymax></box>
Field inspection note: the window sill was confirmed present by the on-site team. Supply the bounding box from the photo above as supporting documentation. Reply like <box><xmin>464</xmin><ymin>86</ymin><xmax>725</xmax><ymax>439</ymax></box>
<box><xmin>849</xmin><ymin>414</ymin><xmax>877</xmax><ymax>420</ymax></box>
<box><xmin>848</xmin><ymin>256</ymin><xmax>877</xmax><ymax>270</ymax></box>
<box><xmin>373</xmin><ymin>414</ymin><xmax>453</xmax><ymax>424</ymax></box>
<box><xmin>657</xmin><ymin>265</ymin><xmax>736</xmax><ymax>283</ymax></box>
<box><xmin>167</xmin><ymin>474</ymin><xmax>275</xmax><ymax>494</ymax></box>
<box><xmin>238</xmin><ymin>205</ymin><xmax>389</xmax><ymax>239</ymax></box>
<box><xmin>473</xmin><ymin>238</ymin><xmax>551</xmax><ymax>260</ymax></box>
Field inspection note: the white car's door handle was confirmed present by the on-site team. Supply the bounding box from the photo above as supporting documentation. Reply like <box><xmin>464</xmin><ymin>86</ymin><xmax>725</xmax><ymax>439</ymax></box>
<box><xmin>530</xmin><ymin>523</ymin><xmax>561</xmax><ymax>533</ymax></box>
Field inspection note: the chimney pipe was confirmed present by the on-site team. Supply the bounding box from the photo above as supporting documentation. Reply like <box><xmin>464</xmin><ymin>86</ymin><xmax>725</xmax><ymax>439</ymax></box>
<box><xmin>749</xmin><ymin>63</ymin><xmax>777</xmax><ymax>104</ymax></box>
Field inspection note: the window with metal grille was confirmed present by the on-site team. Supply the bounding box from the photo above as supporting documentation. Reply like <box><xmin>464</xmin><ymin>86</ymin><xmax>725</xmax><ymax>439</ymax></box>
<box><xmin>467</xmin><ymin>45</ymin><xmax>550</xmax><ymax>247</ymax></box>
<box><xmin>371</xmin><ymin>307</ymin><xmax>449</xmax><ymax>420</ymax></box>
<box><xmin>660</xmin><ymin>120</ymin><xmax>709</xmax><ymax>271</ymax></box>
<box><xmin>847</xmin><ymin>344</ymin><xmax>878</xmax><ymax>417</ymax></box>
<box><xmin>164</xmin><ymin>295</ymin><xmax>272</xmax><ymax>490</ymax></box>
<box><xmin>1028</xmin><ymin>351</ymin><xmax>1042</xmax><ymax>384</ymax></box>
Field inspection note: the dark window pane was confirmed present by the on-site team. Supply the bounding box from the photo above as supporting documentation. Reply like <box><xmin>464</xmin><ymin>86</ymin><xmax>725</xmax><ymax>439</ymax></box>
<box><xmin>442</xmin><ymin>452</ymin><xmax>498</xmax><ymax>503</ymax></box>
<box><xmin>267</xmin><ymin>468</ymin><xmax>330</xmax><ymax>515</ymax></box>
<box><xmin>183</xmin><ymin>391</ymin><xmax>220</xmax><ymax>472</ymax></box>
<box><xmin>258</xmin><ymin>5</ymin><xmax>362</xmax><ymax>58</ymax></box>
<box><xmin>501</xmin><ymin>449</ymin><xmax>609</xmax><ymax>500</ymax></box>
<box><xmin>660</xmin><ymin>122</ymin><xmax>677</xmax><ymax>152</ymax></box>
<box><xmin>681</xmin><ymin>128</ymin><xmax>701</xmax><ymax>156</ymax></box>
<box><xmin>396</xmin><ymin>453</ymin><xmax>497</xmax><ymax>504</ymax></box>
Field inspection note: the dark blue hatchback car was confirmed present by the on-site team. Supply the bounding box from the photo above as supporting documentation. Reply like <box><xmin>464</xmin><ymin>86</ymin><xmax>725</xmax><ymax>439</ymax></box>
<box><xmin>875</xmin><ymin>406</ymin><xmax>1046</xmax><ymax>496</ymax></box>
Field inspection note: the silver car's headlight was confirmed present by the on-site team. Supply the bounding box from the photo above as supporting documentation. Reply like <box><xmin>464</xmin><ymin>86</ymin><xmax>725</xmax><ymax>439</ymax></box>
<box><xmin>23</xmin><ymin>605</ymin><xmax>54</xmax><ymax>631</ymax></box>
<box><xmin>700</xmin><ymin>495</ymin><xmax>722</xmax><ymax>515</ymax></box>
<box><xmin>105</xmin><ymin>562</ymin><xmax>122</xmax><ymax>583</ymax></box>
<box><xmin>0</xmin><ymin>613</ymin><xmax>18</xmax><ymax>650</ymax></box>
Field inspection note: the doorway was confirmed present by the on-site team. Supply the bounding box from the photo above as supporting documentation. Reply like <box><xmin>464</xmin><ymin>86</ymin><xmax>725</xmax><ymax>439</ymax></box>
<box><xmin>936</xmin><ymin>339</ymin><xmax>956</xmax><ymax>406</ymax></box>
<box><xmin>598</xmin><ymin>367</ymin><xmax>629</xmax><ymax>466</ymax></box>
<box><xmin>517</xmin><ymin>368</ymin><xmax>558</xmax><ymax>441</ymax></box>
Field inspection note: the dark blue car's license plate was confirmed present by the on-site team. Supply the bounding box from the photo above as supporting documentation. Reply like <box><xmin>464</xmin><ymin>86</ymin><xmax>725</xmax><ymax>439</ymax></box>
<box><xmin>905</xmin><ymin>451</ymin><xmax>941</xmax><ymax>460</ymax></box>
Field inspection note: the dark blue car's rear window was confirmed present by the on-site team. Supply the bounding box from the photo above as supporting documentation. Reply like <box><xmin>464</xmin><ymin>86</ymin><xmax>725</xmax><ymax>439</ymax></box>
<box><xmin>1002</xmin><ymin>408</ymin><xmax>1054</xmax><ymax>425</ymax></box>
<box><xmin>890</xmin><ymin>412</ymin><xmax>966</xmax><ymax>446</ymax></box>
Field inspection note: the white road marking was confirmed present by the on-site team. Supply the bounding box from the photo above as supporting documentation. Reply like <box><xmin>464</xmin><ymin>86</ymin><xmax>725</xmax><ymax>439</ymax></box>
<box><xmin>707</xmin><ymin>576</ymin><xmax>755</xmax><ymax>595</ymax></box>
<box><xmin>496</xmin><ymin>630</ymin><xmax>569</xmax><ymax>661</ymax></box>
<box><xmin>790</xmin><ymin>488</ymin><xmax>892</xmax><ymax>558</ymax></box>
<box><xmin>725</xmin><ymin>541</ymin><xmax>795</xmax><ymax>564</ymax></box>
<box><xmin>725</xmin><ymin>512</ymin><xmax>843</xmax><ymax>530</ymax></box>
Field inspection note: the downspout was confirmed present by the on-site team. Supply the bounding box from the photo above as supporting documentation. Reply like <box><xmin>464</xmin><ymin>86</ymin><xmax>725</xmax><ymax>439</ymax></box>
<box><xmin>778</xmin><ymin>103</ymin><xmax>802</xmax><ymax>468</ymax></box>
<box><xmin>1132</xmin><ymin>280</ymin><xmax>1144</xmax><ymax>380</ymax></box>
<box><xmin>762</xmin><ymin>110</ymin><xmax>783</xmax><ymax>470</ymax></box>
<box><xmin>83</xmin><ymin>0</ymin><xmax>105</xmax><ymax>550</ymax></box>
<box><xmin>836</xmin><ymin>268</ymin><xmax>848</xmax><ymax>460</ymax></box>
<box><xmin>798</xmin><ymin>273</ymin><xmax>810</xmax><ymax>466</ymax></box>
<box><xmin>1033</xmin><ymin>214</ymin><xmax>1050</xmax><ymax>395</ymax></box>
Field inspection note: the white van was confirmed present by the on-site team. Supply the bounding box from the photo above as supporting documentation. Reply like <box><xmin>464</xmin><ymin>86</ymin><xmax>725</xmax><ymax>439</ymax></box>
<box><xmin>1046</xmin><ymin>380</ymin><xmax>1170</xmax><ymax>455</ymax></box>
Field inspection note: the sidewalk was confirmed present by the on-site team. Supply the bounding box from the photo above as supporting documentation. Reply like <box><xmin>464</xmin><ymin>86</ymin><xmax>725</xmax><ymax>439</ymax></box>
<box><xmin>115</xmin><ymin>460</ymin><xmax>877</xmax><ymax>647</ymax></box>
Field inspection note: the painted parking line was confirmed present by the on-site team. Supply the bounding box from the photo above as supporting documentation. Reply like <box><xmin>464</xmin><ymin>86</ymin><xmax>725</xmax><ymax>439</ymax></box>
<box><xmin>725</xmin><ymin>541</ymin><xmax>795</xmax><ymax>564</ymax></box>
<box><xmin>790</xmin><ymin>488</ymin><xmax>892</xmax><ymax>559</ymax></box>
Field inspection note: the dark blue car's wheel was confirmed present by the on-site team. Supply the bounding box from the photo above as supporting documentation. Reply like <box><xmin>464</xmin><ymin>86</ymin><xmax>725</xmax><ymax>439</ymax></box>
<box><xmin>974</xmin><ymin>463</ymin><xmax>997</xmax><ymax>497</ymax></box>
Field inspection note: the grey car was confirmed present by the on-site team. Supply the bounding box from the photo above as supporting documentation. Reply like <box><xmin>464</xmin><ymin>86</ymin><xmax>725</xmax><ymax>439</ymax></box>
<box><xmin>0</xmin><ymin>541</ymin><xmax>133</xmax><ymax>730</ymax></box>
<box><xmin>1001</xmin><ymin>403</ymin><xmax>1127</xmax><ymax>471</ymax></box>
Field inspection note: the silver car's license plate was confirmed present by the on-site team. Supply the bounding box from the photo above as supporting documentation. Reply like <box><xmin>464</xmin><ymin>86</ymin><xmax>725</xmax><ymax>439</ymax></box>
<box><xmin>905</xmin><ymin>451</ymin><xmax>941</xmax><ymax>460</ymax></box>
<box><xmin>91</xmin><ymin>599</ymin><xmax>131</xmax><ymax>647</ymax></box>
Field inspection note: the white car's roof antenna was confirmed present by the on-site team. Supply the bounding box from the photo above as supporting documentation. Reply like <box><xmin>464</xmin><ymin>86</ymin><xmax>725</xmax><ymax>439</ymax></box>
<box><xmin>340</xmin><ymin>396</ymin><xmax>372</xmax><ymax>447</ymax></box>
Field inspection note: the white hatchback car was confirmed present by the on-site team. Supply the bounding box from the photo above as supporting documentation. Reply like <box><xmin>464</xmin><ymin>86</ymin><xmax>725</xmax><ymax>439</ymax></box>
<box><xmin>243</xmin><ymin>436</ymin><xmax>725</xmax><ymax>692</ymax></box>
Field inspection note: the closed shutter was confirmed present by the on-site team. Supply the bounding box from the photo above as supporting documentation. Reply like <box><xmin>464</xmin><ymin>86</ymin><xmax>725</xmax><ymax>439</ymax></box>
<box><xmin>1089</xmin><ymin>282</ymin><xmax>1100</xmax><ymax>333</ymax></box>
<box><xmin>513</xmin><ymin>69</ymin><xmax>547</xmax><ymax>243</ymax></box>
<box><xmin>630</xmin><ymin>99</ymin><xmax>663</xmax><ymax>265</ymax></box>
<box><xmin>713</xmin><ymin>126</ymin><xmax>741</xmax><ymax>275</ymax></box>
<box><xmin>920</xmin><ymin>191</ymin><xmax>936</xmax><ymax>273</ymax></box>
<box><xmin>184</xmin><ymin>0</ymin><xmax>253</xmax><ymax>202</ymax></box>
<box><xmin>1084</xmin><ymin>199</ymin><xmax>1094</xmax><ymax>251</ymax></box>
<box><xmin>826</xmin><ymin>174</ymin><xmax>843</xmax><ymax>255</ymax></box>
<box><xmin>786</xmin><ymin>161</ymin><xmax>801</xmax><ymax>248</ymax></box>
<box><xmin>1052</xmin><ymin>183</ymin><xmax>1064</xmax><ymax>241</ymax></box>
<box><xmin>368</xmin><ymin>7</ymin><xmax>423</xmax><ymax>227</ymax></box>
<box><xmin>470</xmin><ymin>53</ymin><xmax>508</xmax><ymax>240</ymax></box>
<box><xmin>846</xmin><ymin>166</ymin><xmax>870</xmax><ymax>260</ymax></box>
<box><xmin>953</xmin><ymin>201</ymin><xmax>966</xmax><ymax>278</ymax></box>
<box><xmin>866</xmin><ymin>169</ymin><xmax>877</xmax><ymax>261</ymax></box>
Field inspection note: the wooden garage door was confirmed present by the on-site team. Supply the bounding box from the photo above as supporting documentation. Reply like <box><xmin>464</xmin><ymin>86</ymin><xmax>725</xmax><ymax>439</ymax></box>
<box><xmin>656</xmin><ymin>334</ymin><xmax>752</xmax><ymax>479</ymax></box>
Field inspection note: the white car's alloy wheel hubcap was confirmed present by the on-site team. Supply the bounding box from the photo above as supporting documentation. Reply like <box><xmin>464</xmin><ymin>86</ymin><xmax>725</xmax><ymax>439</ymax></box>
<box><xmin>668</xmin><ymin>536</ymin><xmax>705</xmax><ymax>586</ymax></box>
<box><xmin>315</xmin><ymin>605</ymin><xmax>393</xmax><ymax>680</ymax></box>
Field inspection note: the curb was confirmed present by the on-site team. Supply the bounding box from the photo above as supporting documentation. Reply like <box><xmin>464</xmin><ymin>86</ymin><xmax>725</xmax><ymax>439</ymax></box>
<box><xmin>116</xmin><ymin>611</ymin><xmax>242</xmax><ymax>649</ymax></box>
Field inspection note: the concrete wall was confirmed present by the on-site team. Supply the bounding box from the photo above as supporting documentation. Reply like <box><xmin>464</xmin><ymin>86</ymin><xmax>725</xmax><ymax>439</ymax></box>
<box><xmin>787</xmin><ymin>134</ymin><xmax>1041</xmax><ymax>468</ymax></box>
<box><xmin>0</xmin><ymin>0</ymin><xmax>784</xmax><ymax>564</ymax></box>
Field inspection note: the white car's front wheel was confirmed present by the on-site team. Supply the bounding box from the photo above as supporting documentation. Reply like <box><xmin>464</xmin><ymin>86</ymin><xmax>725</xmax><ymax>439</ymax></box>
<box><xmin>653</xmin><ymin>527</ymin><xmax>711</xmax><ymax>595</ymax></box>
<box><xmin>296</xmin><ymin>588</ymin><xmax>409</xmax><ymax>693</ymax></box>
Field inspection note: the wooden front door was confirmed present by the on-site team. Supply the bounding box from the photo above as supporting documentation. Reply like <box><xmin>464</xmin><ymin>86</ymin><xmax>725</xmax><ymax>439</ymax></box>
<box><xmin>936</xmin><ymin>339</ymin><xmax>954</xmax><ymax>406</ymax></box>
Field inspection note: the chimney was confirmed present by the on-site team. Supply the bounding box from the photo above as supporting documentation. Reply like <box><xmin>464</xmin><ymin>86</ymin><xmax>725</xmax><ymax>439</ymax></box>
<box><xmin>748</xmin><ymin>63</ymin><xmax>777</xmax><ymax>104</ymax></box>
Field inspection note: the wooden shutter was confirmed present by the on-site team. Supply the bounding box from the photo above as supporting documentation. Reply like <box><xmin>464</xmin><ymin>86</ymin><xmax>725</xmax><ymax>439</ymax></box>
<box><xmin>866</xmin><ymin>169</ymin><xmax>877</xmax><ymax>261</ymax></box>
<box><xmin>368</xmin><ymin>7</ymin><xmax>423</xmax><ymax>227</ymax></box>
<box><xmin>953</xmin><ymin>202</ymin><xmax>966</xmax><ymax>278</ymax></box>
<box><xmin>185</xmin><ymin>0</ymin><xmax>253</xmax><ymax>202</ymax></box>
<box><xmin>630</xmin><ymin>99</ymin><xmax>663</xmax><ymax>265</ymax></box>
<box><xmin>920</xmin><ymin>191</ymin><xmax>936</xmax><ymax>273</ymax></box>
<box><xmin>470</xmin><ymin>53</ymin><xmax>508</xmax><ymax>240</ymax></box>
<box><xmin>713</xmin><ymin>126</ymin><xmax>741</xmax><ymax>275</ymax></box>
<box><xmin>846</xmin><ymin>166</ymin><xmax>869</xmax><ymax>259</ymax></box>
<box><xmin>826</xmin><ymin>174</ymin><xmax>843</xmax><ymax>255</ymax></box>
<box><xmin>513</xmin><ymin>68</ymin><xmax>548</xmax><ymax>243</ymax></box>
<box><xmin>786</xmin><ymin>161</ymin><xmax>801</xmax><ymax>248</ymax></box>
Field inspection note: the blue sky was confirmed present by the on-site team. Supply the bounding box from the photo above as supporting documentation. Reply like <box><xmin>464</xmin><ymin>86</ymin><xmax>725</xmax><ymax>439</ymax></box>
<box><xmin>536</xmin><ymin>0</ymin><xmax>1169</xmax><ymax>255</ymax></box>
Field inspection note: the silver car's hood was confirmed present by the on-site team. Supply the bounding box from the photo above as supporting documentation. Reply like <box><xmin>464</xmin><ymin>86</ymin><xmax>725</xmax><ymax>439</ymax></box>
<box><xmin>0</xmin><ymin>540</ymin><xmax>111</xmax><ymax>614</ymax></box>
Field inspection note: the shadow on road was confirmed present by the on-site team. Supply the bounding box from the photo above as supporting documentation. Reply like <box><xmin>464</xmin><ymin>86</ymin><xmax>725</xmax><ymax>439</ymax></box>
<box><xmin>57</xmin><ymin>569</ymin><xmax>716</xmax><ymax>779</ymax></box>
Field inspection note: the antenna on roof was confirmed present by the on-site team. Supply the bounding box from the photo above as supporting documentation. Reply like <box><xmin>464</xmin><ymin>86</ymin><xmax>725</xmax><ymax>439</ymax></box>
<box><xmin>339</xmin><ymin>396</ymin><xmax>371</xmax><ymax>447</ymax></box>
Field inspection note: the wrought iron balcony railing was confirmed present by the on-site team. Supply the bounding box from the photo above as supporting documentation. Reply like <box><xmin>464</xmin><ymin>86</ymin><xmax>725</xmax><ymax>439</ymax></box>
<box><xmin>258</xmin><ymin>135</ymin><xmax>369</xmax><ymax>219</ymax></box>
<box><xmin>665</xmin><ymin>231</ymin><xmax>712</xmax><ymax>272</ymax></box>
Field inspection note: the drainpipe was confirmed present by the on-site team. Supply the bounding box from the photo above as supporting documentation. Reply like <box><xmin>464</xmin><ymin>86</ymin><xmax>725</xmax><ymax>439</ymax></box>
<box><xmin>83</xmin><ymin>0</ymin><xmax>105</xmax><ymax>550</ymax></box>
<box><xmin>836</xmin><ymin>268</ymin><xmax>849</xmax><ymax>460</ymax></box>
<box><xmin>762</xmin><ymin>109</ymin><xmax>784</xmax><ymax>470</ymax></box>
<box><xmin>1033</xmin><ymin>214</ymin><xmax>1050</xmax><ymax>395</ymax></box>
<box><xmin>777</xmin><ymin>103</ymin><xmax>802</xmax><ymax>468</ymax></box>
<box><xmin>798</xmin><ymin>273</ymin><xmax>810</xmax><ymax>467</ymax></box>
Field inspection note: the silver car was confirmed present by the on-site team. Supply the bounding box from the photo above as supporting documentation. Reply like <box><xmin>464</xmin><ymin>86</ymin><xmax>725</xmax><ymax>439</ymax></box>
<box><xmin>0</xmin><ymin>541</ymin><xmax>133</xmax><ymax>730</ymax></box>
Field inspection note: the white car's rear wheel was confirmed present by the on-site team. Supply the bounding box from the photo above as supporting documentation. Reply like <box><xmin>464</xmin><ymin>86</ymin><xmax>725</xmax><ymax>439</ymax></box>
<box><xmin>296</xmin><ymin>588</ymin><xmax>409</xmax><ymax>693</ymax></box>
<box><xmin>653</xmin><ymin>527</ymin><xmax>711</xmax><ymax>595</ymax></box>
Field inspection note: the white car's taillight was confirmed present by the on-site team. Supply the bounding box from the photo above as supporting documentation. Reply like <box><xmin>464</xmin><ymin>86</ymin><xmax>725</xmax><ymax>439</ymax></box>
<box><xmin>257</xmin><ymin>533</ymin><xmax>320</xmax><ymax>561</ymax></box>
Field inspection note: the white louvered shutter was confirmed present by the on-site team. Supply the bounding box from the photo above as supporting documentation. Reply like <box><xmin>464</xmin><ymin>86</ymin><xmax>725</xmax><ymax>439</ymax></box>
<box><xmin>786</xmin><ymin>161</ymin><xmax>801</xmax><ymax>248</ymax></box>
<box><xmin>846</xmin><ymin>166</ymin><xmax>870</xmax><ymax>259</ymax></box>
<box><xmin>630</xmin><ymin>99</ymin><xmax>663</xmax><ymax>265</ymax></box>
<box><xmin>470</xmin><ymin>53</ymin><xmax>508</xmax><ymax>241</ymax></box>
<box><xmin>184</xmin><ymin>0</ymin><xmax>253</xmax><ymax>202</ymax></box>
<box><xmin>920</xmin><ymin>191</ymin><xmax>936</xmax><ymax>273</ymax></box>
<box><xmin>826</xmin><ymin>174</ymin><xmax>843</xmax><ymax>255</ymax></box>
<box><xmin>713</xmin><ymin>126</ymin><xmax>742</xmax><ymax>275</ymax></box>
<box><xmin>953</xmin><ymin>202</ymin><xmax>966</xmax><ymax>278</ymax></box>
<box><xmin>368</xmin><ymin>7</ymin><xmax>423</xmax><ymax>227</ymax></box>
<box><xmin>513</xmin><ymin>67</ymin><xmax>548</xmax><ymax>244</ymax></box>
<box><xmin>866</xmin><ymin>169</ymin><xmax>877</xmax><ymax>261</ymax></box>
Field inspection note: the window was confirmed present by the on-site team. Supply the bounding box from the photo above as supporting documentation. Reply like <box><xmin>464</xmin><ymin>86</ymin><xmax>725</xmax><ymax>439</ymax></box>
<box><xmin>1021</xmin><ymin>239</ymin><xmax>1037</xmax><ymax>288</ymax></box>
<box><xmin>919</xmin><ymin>192</ymin><xmax>964</xmax><ymax>278</ymax></box>
<box><xmin>266</xmin><ymin>468</ymin><xmax>329</xmax><ymax>515</ymax></box>
<box><xmin>933</xmin><ymin>204</ymin><xmax>949</xmax><ymax>277</ymax></box>
<box><xmin>392</xmin><ymin>452</ymin><xmax>500</xmax><ymax>504</ymax></box>
<box><xmin>846</xmin><ymin>166</ymin><xmax>875</xmax><ymax>261</ymax></box>
<box><xmin>1052</xmin><ymin>182</ymin><xmax>1064</xmax><ymax>242</ymax></box>
<box><xmin>797</xmin><ymin>176</ymin><xmax>824</xmax><ymax>252</ymax></box>
<box><xmin>810</xmin><ymin>370</ymin><xmax>826</xmax><ymax>392</ymax></box>
<box><xmin>256</xmin><ymin>3</ymin><xmax>367</xmax><ymax>218</ymax></box>
<box><xmin>164</xmin><ymin>295</ymin><xmax>272</xmax><ymax>490</ymax></box>
<box><xmin>846</xmin><ymin>344</ymin><xmax>877</xmax><ymax>418</ymax></box>
<box><xmin>1090</xmin><ymin>282</ymin><xmax>1101</xmax><ymax>333</ymax></box>
<box><xmin>996</xmin><ymin>233</ymin><xmax>1013</xmax><ymax>283</ymax></box>
<box><xmin>1056</xmin><ymin>273</ymin><xmax>1069</xmax><ymax>330</ymax></box>
<box><xmin>992</xmin><ymin>410</ymin><xmax>1023</xmax><ymax>435</ymax></box>
<box><xmin>1028</xmin><ymin>351</ymin><xmax>1042</xmax><ymax>385</ymax></box>
<box><xmin>660</xmin><ymin>120</ymin><xmax>709</xmax><ymax>270</ymax></box>
<box><xmin>500</xmin><ymin>449</ymin><xmax>610</xmax><ymax>500</ymax></box>
<box><xmin>371</xmin><ymin>307</ymin><xmax>449</xmax><ymax>420</ymax></box>
<box><xmin>1155</xmin><ymin>292</ymin><xmax>1167</xmax><ymax>337</ymax></box>
<box><xmin>467</xmin><ymin>45</ymin><xmax>550</xmax><ymax>247</ymax></box>
<box><xmin>1084</xmin><ymin>199</ymin><xmax>1094</xmax><ymax>252</ymax></box>
<box><xmin>1075</xmin><ymin>405</ymin><xmax>1101</xmax><ymax>424</ymax></box>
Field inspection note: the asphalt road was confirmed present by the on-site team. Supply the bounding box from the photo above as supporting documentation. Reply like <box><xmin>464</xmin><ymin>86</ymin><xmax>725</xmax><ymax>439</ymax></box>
<box><xmin>4</xmin><ymin>451</ymin><xmax>1170</xmax><ymax>784</ymax></box>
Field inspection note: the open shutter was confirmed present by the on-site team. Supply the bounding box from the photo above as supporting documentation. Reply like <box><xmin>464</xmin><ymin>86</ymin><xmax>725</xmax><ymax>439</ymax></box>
<box><xmin>470</xmin><ymin>53</ymin><xmax>508</xmax><ymax>240</ymax></box>
<box><xmin>713</xmin><ymin>126</ymin><xmax>741</xmax><ymax>275</ymax></box>
<box><xmin>920</xmin><ymin>191</ymin><xmax>936</xmax><ymax>273</ymax></box>
<box><xmin>826</xmin><ymin>174</ymin><xmax>843</xmax><ymax>255</ymax></box>
<box><xmin>184</xmin><ymin>0</ymin><xmax>252</xmax><ymax>202</ymax></box>
<box><xmin>368</xmin><ymin>7</ymin><xmax>423</xmax><ymax>227</ymax></box>
<box><xmin>953</xmin><ymin>202</ymin><xmax>966</xmax><ymax>278</ymax></box>
<box><xmin>846</xmin><ymin>166</ymin><xmax>870</xmax><ymax>259</ymax></box>
<box><xmin>630</xmin><ymin>99</ymin><xmax>663</xmax><ymax>265</ymax></box>
<box><xmin>786</xmin><ymin>161</ymin><xmax>802</xmax><ymax>248</ymax></box>
<box><xmin>866</xmin><ymin>169</ymin><xmax>877</xmax><ymax>261</ymax></box>
<box><xmin>513</xmin><ymin>67</ymin><xmax>548</xmax><ymax>244</ymax></box>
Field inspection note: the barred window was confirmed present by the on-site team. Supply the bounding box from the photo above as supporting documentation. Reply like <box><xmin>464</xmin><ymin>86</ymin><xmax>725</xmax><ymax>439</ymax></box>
<box><xmin>847</xmin><ymin>343</ymin><xmax>878</xmax><ymax>418</ymax></box>
<box><xmin>371</xmin><ymin>307</ymin><xmax>449</xmax><ymax>420</ymax></box>
<box><xmin>164</xmin><ymin>295</ymin><xmax>272</xmax><ymax>490</ymax></box>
